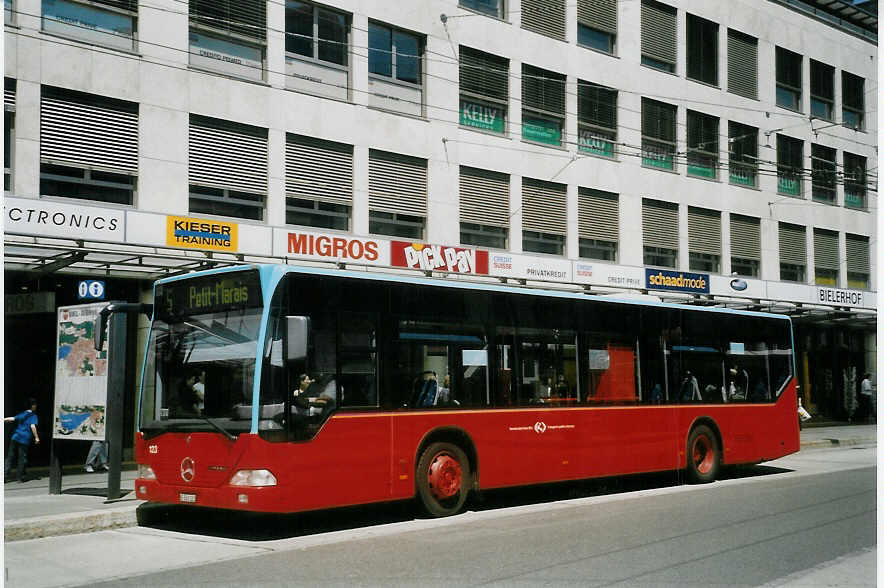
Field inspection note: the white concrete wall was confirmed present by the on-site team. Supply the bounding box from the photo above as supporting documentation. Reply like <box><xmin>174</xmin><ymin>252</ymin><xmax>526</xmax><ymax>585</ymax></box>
<box><xmin>4</xmin><ymin>0</ymin><xmax>877</xmax><ymax>291</ymax></box>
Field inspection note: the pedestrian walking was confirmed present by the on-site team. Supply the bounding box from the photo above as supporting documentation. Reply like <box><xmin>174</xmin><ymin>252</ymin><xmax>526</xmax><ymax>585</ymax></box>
<box><xmin>4</xmin><ymin>397</ymin><xmax>40</xmax><ymax>482</ymax></box>
<box><xmin>860</xmin><ymin>373</ymin><xmax>876</xmax><ymax>423</ymax></box>
<box><xmin>84</xmin><ymin>440</ymin><xmax>109</xmax><ymax>472</ymax></box>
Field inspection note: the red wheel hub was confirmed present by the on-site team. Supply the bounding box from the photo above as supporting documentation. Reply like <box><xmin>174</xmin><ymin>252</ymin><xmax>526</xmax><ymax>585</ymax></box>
<box><xmin>427</xmin><ymin>452</ymin><xmax>462</xmax><ymax>500</ymax></box>
<box><xmin>693</xmin><ymin>434</ymin><xmax>715</xmax><ymax>474</ymax></box>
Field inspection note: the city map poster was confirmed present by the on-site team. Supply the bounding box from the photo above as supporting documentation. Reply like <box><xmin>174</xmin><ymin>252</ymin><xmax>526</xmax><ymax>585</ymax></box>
<box><xmin>53</xmin><ymin>303</ymin><xmax>109</xmax><ymax>440</ymax></box>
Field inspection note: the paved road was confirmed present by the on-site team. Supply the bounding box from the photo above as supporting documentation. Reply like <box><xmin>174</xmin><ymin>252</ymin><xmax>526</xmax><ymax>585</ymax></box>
<box><xmin>5</xmin><ymin>444</ymin><xmax>876</xmax><ymax>588</ymax></box>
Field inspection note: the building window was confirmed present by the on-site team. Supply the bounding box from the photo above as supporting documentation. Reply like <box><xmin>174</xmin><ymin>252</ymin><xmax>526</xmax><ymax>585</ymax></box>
<box><xmin>459</xmin><ymin>0</ymin><xmax>503</xmax><ymax>19</ymax></box>
<box><xmin>522</xmin><ymin>178</ymin><xmax>567</xmax><ymax>255</ymax></box>
<box><xmin>686</xmin><ymin>111</ymin><xmax>718</xmax><ymax>179</ymax></box>
<box><xmin>810</xmin><ymin>60</ymin><xmax>834</xmax><ymax>121</ymax></box>
<box><xmin>460</xmin><ymin>166</ymin><xmax>509</xmax><ymax>249</ymax></box>
<box><xmin>688</xmin><ymin>207</ymin><xmax>720</xmax><ymax>273</ymax></box>
<box><xmin>189</xmin><ymin>1</ymin><xmax>266</xmax><ymax>81</ymax></box>
<box><xmin>42</xmin><ymin>0</ymin><xmax>137</xmax><ymax>52</ymax></box>
<box><xmin>775</xmin><ymin>47</ymin><xmax>802</xmax><ymax>111</ymax></box>
<box><xmin>40</xmin><ymin>86</ymin><xmax>138</xmax><ymax>205</ymax></box>
<box><xmin>578</xmin><ymin>81</ymin><xmax>617</xmax><ymax>158</ymax></box>
<box><xmin>459</xmin><ymin>47</ymin><xmax>508</xmax><ymax>135</ymax></box>
<box><xmin>521</xmin><ymin>0</ymin><xmax>566</xmax><ymax>41</ymax></box>
<box><xmin>523</xmin><ymin>231</ymin><xmax>565</xmax><ymax>256</ymax></box>
<box><xmin>730</xmin><ymin>214</ymin><xmax>760</xmax><ymax>278</ymax></box>
<box><xmin>4</xmin><ymin>78</ymin><xmax>14</xmax><ymax>193</ymax></box>
<box><xmin>779</xmin><ymin>222</ymin><xmax>806</xmax><ymax>283</ymax></box>
<box><xmin>813</xmin><ymin>228</ymin><xmax>839</xmax><ymax>286</ymax></box>
<box><xmin>842</xmin><ymin>72</ymin><xmax>864</xmax><ymax>130</ymax></box>
<box><xmin>286</xmin><ymin>134</ymin><xmax>353</xmax><ymax>230</ymax></box>
<box><xmin>368</xmin><ymin>149</ymin><xmax>427</xmax><ymax>238</ymax></box>
<box><xmin>641</xmin><ymin>0</ymin><xmax>676</xmax><ymax>73</ymax></box>
<box><xmin>811</xmin><ymin>144</ymin><xmax>836</xmax><ymax>204</ymax></box>
<box><xmin>369</xmin><ymin>210</ymin><xmax>424</xmax><ymax>239</ymax></box>
<box><xmin>368</xmin><ymin>22</ymin><xmax>424</xmax><ymax>116</ymax></box>
<box><xmin>461</xmin><ymin>223</ymin><xmax>507</xmax><ymax>249</ymax></box>
<box><xmin>578</xmin><ymin>188</ymin><xmax>618</xmax><ymax>261</ymax></box>
<box><xmin>727</xmin><ymin>29</ymin><xmax>757</xmax><ymax>99</ymax></box>
<box><xmin>686</xmin><ymin>14</ymin><xmax>718</xmax><ymax>86</ymax></box>
<box><xmin>642</xmin><ymin>199</ymin><xmax>678</xmax><ymax>268</ymax></box>
<box><xmin>846</xmin><ymin>234</ymin><xmax>870</xmax><ymax>290</ymax></box>
<box><xmin>522</xmin><ymin>65</ymin><xmax>565</xmax><ymax>147</ymax></box>
<box><xmin>577</xmin><ymin>0</ymin><xmax>616</xmax><ymax>54</ymax></box>
<box><xmin>641</xmin><ymin>98</ymin><xmax>676</xmax><ymax>171</ymax></box>
<box><xmin>776</xmin><ymin>134</ymin><xmax>803</xmax><ymax>197</ymax></box>
<box><xmin>284</xmin><ymin>1</ymin><xmax>350</xmax><ymax>100</ymax></box>
<box><xmin>189</xmin><ymin>115</ymin><xmax>267</xmax><ymax>221</ymax></box>
<box><xmin>843</xmin><ymin>152</ymin><xmax>867</xmax><ymax>209</ymax></box>
<box><xmin>5</xmin><ymin>0</ymin><xmax>14</xmax><ymax>24</ymax></box>
<box><xmin>728</xmin><ymin>121</ymin><xmax>757</xmax><ymax>187</ymax></box>
<box><xmin>644</xmin><ymin>246</ymin><xmax>677</xmax><ymax>268</ymax></box>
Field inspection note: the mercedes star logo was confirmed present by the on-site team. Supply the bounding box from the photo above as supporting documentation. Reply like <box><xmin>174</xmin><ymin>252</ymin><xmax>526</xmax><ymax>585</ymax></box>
<box><xmin>180</xmin><ymin>457</ymin><xmax>195</xmax><ymax>482</ymax></box>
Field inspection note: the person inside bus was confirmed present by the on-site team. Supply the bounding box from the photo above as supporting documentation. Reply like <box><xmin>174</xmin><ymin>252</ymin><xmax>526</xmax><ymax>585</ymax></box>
<box><xmin>680</xmin><ymin>370</ymin><xmax>701</xmax><ymax>402</ymax></box>
<box><xmin>728</xmin><ymin>365</ymin><xmax>749</xmax><ymax>401</ymax></box>
<box><xmin>416</xmin><ymin>371</ymin><xmax>438</xmax><ymax>407</ymax></box>
<box><xmin>435</xmin><ymin>374</ymin><xmax>450</xmax><ymax>405</ymax></box>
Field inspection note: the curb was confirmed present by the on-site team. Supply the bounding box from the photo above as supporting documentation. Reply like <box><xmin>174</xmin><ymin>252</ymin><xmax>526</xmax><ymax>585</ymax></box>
<box><xmin>799</xmin><ymin>437</ymin><xmax>877</xmax><ymax>450</ymax></box>
<box><xmin>5</xmin><ymin>505</ymin><xmax>142</xmax><ymax>542</ymax></box>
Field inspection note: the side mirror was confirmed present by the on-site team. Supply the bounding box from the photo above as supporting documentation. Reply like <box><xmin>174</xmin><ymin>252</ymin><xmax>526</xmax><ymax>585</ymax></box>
<box><xmin>286</xmin><ymin>316</ymin><xmax>310</xmax><ymax>360</ymax></box>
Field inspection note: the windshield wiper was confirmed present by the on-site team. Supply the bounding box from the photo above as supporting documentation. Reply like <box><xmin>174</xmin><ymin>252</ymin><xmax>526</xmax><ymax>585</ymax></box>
<box><xmin>199</xmin><ymin>416</ymin><xmax>237</xmax><ymax>441</ymax></box>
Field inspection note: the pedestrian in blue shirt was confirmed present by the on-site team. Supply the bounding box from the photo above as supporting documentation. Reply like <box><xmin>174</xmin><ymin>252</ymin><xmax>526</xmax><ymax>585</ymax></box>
<box><xmin>4</xmin><ymin>397</ymin><xmax>40</xmax><ymax>482</ymax></box>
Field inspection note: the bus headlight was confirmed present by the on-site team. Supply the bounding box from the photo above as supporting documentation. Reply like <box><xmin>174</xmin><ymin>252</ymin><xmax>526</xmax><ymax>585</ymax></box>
<box><xmin>229</xmin><ymin>469</ymin><xmax>277</xmax><ymax>487</ymax></box>
<box><xmin>137</xmin><ymin>464</ymin><xmax>156</xmax><ymax>480</ymax></box>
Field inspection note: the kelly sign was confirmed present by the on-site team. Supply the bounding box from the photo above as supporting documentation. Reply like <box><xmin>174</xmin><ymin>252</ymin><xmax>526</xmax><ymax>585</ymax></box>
<box><xmin>646</xmin><ymin>269</ymin><xmax>710</xmax><ymax>294</ymax></box>
<box><xmin>392</xmin><ymin>242</ymin><xmax>489</xmax><ymax>274</ymax></box>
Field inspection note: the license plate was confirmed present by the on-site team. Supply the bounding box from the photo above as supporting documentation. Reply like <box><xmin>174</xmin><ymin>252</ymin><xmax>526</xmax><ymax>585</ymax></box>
<box><xmin>179</xmin><ymin>493</ymin><xmax>197</xmax><ymax>504</ymax></box>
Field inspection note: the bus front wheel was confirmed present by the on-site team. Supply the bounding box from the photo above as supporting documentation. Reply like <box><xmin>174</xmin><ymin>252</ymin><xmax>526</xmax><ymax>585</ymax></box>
<box><xmin>416</xmin><ymin>442</ymin><xmax>471</xmax><ymax>517</ymax></box>
<box><xmin>686</xmin><ymin>425</ymin><xmax>720</xmax><ymax>483</ymax></box>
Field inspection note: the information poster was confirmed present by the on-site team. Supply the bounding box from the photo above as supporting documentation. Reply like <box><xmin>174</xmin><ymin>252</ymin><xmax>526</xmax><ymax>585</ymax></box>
<box><xmin>53</xmin><ymin>303</ymin><xmax>109</xmax><ymax>440</ymax></box>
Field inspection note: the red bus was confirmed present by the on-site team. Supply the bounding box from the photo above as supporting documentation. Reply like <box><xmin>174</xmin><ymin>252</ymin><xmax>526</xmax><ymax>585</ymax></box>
<box><xmin>135</xmin><ymin>264</ymin><xmax>799</xmax><ymax>517</ymax></box>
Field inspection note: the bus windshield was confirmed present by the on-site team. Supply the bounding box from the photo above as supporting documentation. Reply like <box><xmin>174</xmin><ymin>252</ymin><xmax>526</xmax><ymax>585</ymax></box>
<box><xmin>140</xmin><ymin>269</ymin><xmax>264</xmax><ymax>437</ymax></box>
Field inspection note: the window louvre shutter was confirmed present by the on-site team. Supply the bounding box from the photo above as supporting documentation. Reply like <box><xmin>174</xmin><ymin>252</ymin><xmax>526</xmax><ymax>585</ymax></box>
<box><xmin>285</xmin><ymin>134</ymin><xmax>353</xmax><ymax>206</ymax></box>
<box><xmin>846</xmin><ymin>234</ymin><xmax>870</xmax><ymax>274</ymax></box>
<box><xmin>688</xmin><ymin>207</ymin><xmax>721</xmax><ymax>256</ymax></box>
<box><xmin>40</xmin><ymin>86</ymin><xmax>138</xmax><ymax>174</ymax></box>
<box><xmin>4</xmin><ymin>78</ymin><xmax>15</xmax><ymax>112</ymax></box>
<box><xmin>727</xmin><ymin>29</ymin><xmax>757</xmax><ymax>99</ymax></box>
<box><xmin>578</xmin><ymin>188</ymin><xmax>618</xmax><ymax>241</ymax></box>
<box><xmin>577</xmin><ymin>82</ymin><xmax>617</xmax><ymax>129</ymax></box>
<box><xmin>522</xmin><ymin>178</ymin><xmax>566</xmax><ymax>235</ymax></box>
<box><xmin>642</xmin><ymin>199</ymin><xmax>678</xmax><ymax>249</ymax></box>
<box><xmin>730</xmin><ymin>215</ymin><xmax>761</xmax><ymax>260</ymax></box>
<box><xmin>368</xmin><ymin>150</ymin><xmax>427</xmax><ymax>217</ymax></box>
<box><xmin>521</xmin><ymin>0</ymin><xmax>567</xmax><ymax>41</ymax></box>
<box><xmin>687</xmin><ymin>111</ymin><xmax>718</xmax><ymax>153</ymax></box>
<box><xmin>460</xmin><ymin>167</ymin><xmax>509</xmax><ymax>228</ymax></box>
<box><xmin>522</xmin><ymin>65</ymin><xmax>566</xmax><ymax>116</ymax></box>
<box><xmin>641</xmin><ymin>0</ymin><xmax>677</xmax><ymax>67</ymax></box>
<box><xmin>190</xmin><ymin>0</ymin><xmax>266</xmax><ymax>42</ymax></box>
<box><xmin>778</xmin><ymin>223</ymin><xmax>806</xmax><ymax>265</ymax></box>
<box><xmin>189</xmin><ymin>115</ymin><xmax>267</xmax><ymax>194</ymax></box>
<box><xmin>92</xmin><ymin>0</ymin><xmax>137</xmax><ymax>11</ymax></box>
<box><xmin>459</xmin><ymin>47</ymin><xmax>509</xmax><ymax>102</ymax></box>
<box><xmin>577</xmin><ymin>0</ymin><xmax>617</xmax><ymax>34</ymax></box>
<box><xmin>813</xmin><ymin>229</ymin><xmax>839</xmax><ymax>270</ymax></box>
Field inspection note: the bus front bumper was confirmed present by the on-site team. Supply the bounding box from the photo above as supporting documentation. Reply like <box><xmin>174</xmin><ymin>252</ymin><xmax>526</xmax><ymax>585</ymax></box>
<box><xmin>135</xmin><ymin>478</ymin><xmax>287</xmax><ymax>512</ymax></box>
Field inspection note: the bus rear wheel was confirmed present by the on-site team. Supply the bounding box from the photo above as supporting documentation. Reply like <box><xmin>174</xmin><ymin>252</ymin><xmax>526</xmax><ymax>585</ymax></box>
<box><xmin>416</xmin><ymin>442</ymin><xmax>471</xmax><ymax>517</ymax></box>
<box><xmin>686</xmin><ymin>424</ymin><xmax>720</xmax><ymax>483</ymax></box>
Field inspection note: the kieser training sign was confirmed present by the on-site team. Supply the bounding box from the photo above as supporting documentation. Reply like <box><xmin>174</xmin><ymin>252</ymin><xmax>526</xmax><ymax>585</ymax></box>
<box><xmin>645</xmin><ymin>269</ymin><xmax>710</xmax><ymax>294</ymax></box>
<box><xmin>166</xmin><ymin>216</ymin><xmax>239</xmax><ymax>252</ymax></box>
<box><xmin>391</xmin><ymin>241</ymin><xmax>489</xmax><ymax>274</ymax></box>
<box><xmin>53</xmin><ymin>303</ymin><xmax>109</xmax><ymax>441</ymax></box>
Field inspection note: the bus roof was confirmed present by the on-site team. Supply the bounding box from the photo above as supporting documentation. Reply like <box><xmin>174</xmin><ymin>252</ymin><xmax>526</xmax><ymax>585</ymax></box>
<box><xmin>155</xmin><ymin>263</ymin><xmax>793</xmax><ymax>323</ymax></box>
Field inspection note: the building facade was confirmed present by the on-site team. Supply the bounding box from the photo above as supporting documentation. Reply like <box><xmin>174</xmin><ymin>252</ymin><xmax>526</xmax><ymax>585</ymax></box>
<box><xmin>4</xmin><ymin>0</ymin><xmax>877</xmax><ymax>461</ymax></box>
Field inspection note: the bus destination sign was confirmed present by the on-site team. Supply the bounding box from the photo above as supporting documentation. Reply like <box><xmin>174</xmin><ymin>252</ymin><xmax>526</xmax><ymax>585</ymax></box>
<box><xmin>157</xmin><ymin>270</ymin><xmax>262</xmax><ymax>318</ymax></box>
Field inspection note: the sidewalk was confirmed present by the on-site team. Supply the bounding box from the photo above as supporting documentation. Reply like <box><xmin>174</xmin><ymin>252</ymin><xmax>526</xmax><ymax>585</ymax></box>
<box><xmin>3</xmin><ymin>424</ymin><xmax>877</xmax><ymax>542</ymax></box>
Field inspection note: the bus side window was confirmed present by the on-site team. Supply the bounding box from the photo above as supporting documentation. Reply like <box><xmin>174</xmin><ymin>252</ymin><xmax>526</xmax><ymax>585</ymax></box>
<box><xmin>339</xmin><ymin>313</ymin><xmax>377</xmax><ymax>407</ymax></box>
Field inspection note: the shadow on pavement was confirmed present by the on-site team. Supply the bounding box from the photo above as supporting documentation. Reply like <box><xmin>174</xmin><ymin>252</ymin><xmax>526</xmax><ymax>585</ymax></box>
<box><xmin>135</xmin><ymin>463</ymin><xmax>794</xmax><ymax>542</ymax></box>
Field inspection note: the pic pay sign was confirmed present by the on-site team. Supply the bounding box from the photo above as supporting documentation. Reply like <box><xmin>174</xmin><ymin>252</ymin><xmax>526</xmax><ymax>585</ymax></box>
<box><xmin>78</xmin><ymin>280</ymin><xmax>105</xmax><ymax>300</ymax></box>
